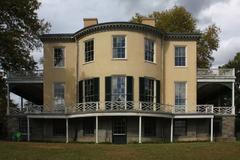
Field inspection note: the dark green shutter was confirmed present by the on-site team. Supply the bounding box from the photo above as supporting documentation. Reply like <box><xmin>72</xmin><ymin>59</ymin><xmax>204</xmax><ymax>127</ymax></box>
<box><xmin>139</xmin><ymin>77</ymin><xmax>145</xmax><ymax>101</ymax></box>
<box><xmin>93</xmin><ymin>78</ymin><xmax>99</xmax><ymax>101</ymax></box>
<box><xmin>156</xmin><ymin>80</ymin><xmax>160</xmax><ymax>103</ymax></box>
<box><xmin>105</xmin><ymin>77</ymin><xmax>112</xmax><ymax>101</ymax></box>
<box><xmin>127</xmin><ymin>76</ymin><xmax>133</xmax><ymax>101</ymax></box>
<box><xmin>79</xmin><ymin>80</ymin><xmax>83</xmax><ymax>103</ymax></box>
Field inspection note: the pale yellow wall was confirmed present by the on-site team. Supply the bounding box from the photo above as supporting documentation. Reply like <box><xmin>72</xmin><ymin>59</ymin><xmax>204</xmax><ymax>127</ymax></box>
<box><xmin>78</xmin><ymin>31</ymin><xmax>163</xmax><ymax>109</ymax></box>
<box><xmin>43</xmin><ymin>42</ymin><xmax>77</xmax><ymax>111</ymax></box>
<box><xmin>164</xmin><ymin>41</ymin><xmax>197</xmax><ymax>112</ymax></box>
<box><xmin>42</xmin><ymin>30</ymin><xmax>197</xmax><ymax>113</ymax></box>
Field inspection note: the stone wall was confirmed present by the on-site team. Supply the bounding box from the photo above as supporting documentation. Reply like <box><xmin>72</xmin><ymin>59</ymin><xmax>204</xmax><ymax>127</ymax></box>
<box><xmin>220</xmin><ymin>116</ymin><xmax>235</xmax><ymax>141</ymax></box>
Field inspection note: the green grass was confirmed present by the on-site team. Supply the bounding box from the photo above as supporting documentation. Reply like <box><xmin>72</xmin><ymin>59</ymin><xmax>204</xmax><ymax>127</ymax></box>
<box><xmin>1</xmin><ymin>141</ymin><xmax>240</xmax><ymax>160</ymax></box>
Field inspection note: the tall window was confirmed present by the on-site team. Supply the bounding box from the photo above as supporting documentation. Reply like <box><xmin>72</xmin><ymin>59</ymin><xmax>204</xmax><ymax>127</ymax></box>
<box><xmin>175</xmin><ymin>47</ymin><xmax>186</xmax><ymax>66</ymax></box>
<box><xmin>54</xmin><ymin>83</ymin><xmax>65</xmax><ymax>108</ymax></box>
<box><xmin>113</xmin><ymin>36</ymin><xmax>125</xmax><ymax>58</ymax></box>
<box><xmin>145</xmin><ymin>39</ymin><xmax>154</xmax><ymax>62</ymax></box>
<box><xmin>85</xmin><ymin>79</ymin><xmax>94</xmax><ymax>102</ymax></box>
<box><xmin>144</xmin><ymin>118</ymin><xmax>156</xmax><ymax>137</ymax></box>
<box><xmin>54</xmin><ymin>48</ymin><xmax>64</xmax><ymax>67</ymax></box>
<box><xmin>144</xmin><ymin>78</ymin><xmax>154</xmax><ymax>102</ymax></box>
<box><xmin>174</xmin><ymin>120</ymin><xmax>187</xmax><ymax>136</ymax></box>
<box><xmin>112</xmin><ymin>76</ymin><xmax>126</xmax><ymax>101</ymax></box>
<box><xmin>83</xmin><ymin>118</ymin><xmax>95</xmax><ymax>136</ymax></box>
<box><xmin>85</xmin><ymin>40</ymin><xmax>94</xmax><ymax>62</ymax></box>
<box><xmin>175</xmin><ymin>82</ymin><xmax>186</xmax><ymax>106</ymax></box>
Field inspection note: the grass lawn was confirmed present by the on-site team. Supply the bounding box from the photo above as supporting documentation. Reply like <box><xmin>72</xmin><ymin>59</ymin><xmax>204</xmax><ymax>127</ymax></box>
<box><xmin>1</xmin><ymin>141</ymin><xmax>240</xmax><ymax>160</ymax></box>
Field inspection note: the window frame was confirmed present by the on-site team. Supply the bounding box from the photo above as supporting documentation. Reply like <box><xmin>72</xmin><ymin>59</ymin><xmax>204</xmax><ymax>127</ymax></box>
<box><xmin>174</xmin><ymin>46</ymin><xmax>187</xmax><ymax>67</ymax></box>
<box><xmin>53</xmin><ymin>82</ymin><xmax>65</xmax><ymax>108</ymax></box>
<box><xmin>53</xmin><ymin>47</ymin><xmax>65</xmax><ymax>68</ymax></box>
<box><xmin>112</xmin><ymin>35</ymin><xmax>127</xmax><ymax>60</ymax></box>
<box><xmin>84</xmin><ymin>39</ymin><xmax>94</xmax><ymax>63</ymax></box>
<box><xmin>111</xmin><ymin>75</ymin><xmax>127</xmax><ymax>102</ymax></box>
<box><xmin>174</xmin><ymin>81</ymin><xmax>187</xmax><ymax>111</ymax></box>
<box><xmin>144</xmin><ymin>38</ymin><xmax>156</xmax><ymax>63</ymax></box>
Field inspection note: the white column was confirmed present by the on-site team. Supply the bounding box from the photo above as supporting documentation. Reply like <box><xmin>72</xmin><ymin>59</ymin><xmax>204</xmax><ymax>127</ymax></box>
<box><xmin>154</xmin><ymin>80</ymin><xmax>157</xmax><ymax>111</ymax></box>
<box><xmin>170</xmin><ymin>118</ymin><xmax>173</xmax><ymax>143</ymax></box>
<box><xmin>66</xmin><ymin>118</ymin><xmax>69</xmax><ymax>143</ymax></box>
<box><xmin>27</xmin><ymin>117</ymin><xmax>30</xmax><ymax>141</ymax></box>
<box><xmin>210</xmin><ymin>118</ymin><xmax>213</xmax><ymax>142</ymax></box>
<box><xmin>232</xmin><ymin>82</ymin><xmax>235</xmax><ymax>114</ymax></box>
<box><xmin>96</xmin><ymin>116</ymin><xmax>98</xmax><ymax>144</ymax></box>
<box><xmin>138</xmin><ymin>116</ymin><xmax>142</xmax><ymax>143</ymax></box>
<box><xmin>20</xmin><ymin>97</ymin><xmax>24</xmax><ymax>111</ymax></box>
<box><xmin>6</xmin><ymin>83</ymin><xmax>10</xmax><ymax>115</ymax></box>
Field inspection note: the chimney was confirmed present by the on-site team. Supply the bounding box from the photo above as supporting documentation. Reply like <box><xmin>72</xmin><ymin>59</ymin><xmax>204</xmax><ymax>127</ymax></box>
<box><xmin>83</xmin><ymin>18</ymin><xmax>98</xmax><ymax>27</ymax></box>
<box><xmin>141</xmin><ymin>18</ymin><xmax>155</xmax><ymax>27</ymax></box>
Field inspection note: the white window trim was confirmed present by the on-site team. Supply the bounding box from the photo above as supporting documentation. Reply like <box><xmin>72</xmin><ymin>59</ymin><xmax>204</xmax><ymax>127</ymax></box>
<box><xmin>53</xmin><ymin>47</ymin><xmax>66</xmax><ymax>69</ymax></box>
<box><xmin>84</xmin><ymin>39</ymin><xmax>94</xmax><ymax>64</ymax></box>
<box><xmin>174</xmin><ymin>81</ymin><xmax>187</xmax><ymax>112</ymax></box>
<box><xmin>112</xmin><ymin>35</ymin><xmax>127</xmax><ymax>60</ymax></box>
<box><xmin>53</xmin><ymin>82</ymin><xmax>65</xmax><ymax>108</ymax></box>
<box><xmin>174</xmin><ymin>45</ymin><xmax>187</xmax><ymax>68</ymax></box>
<box><xmin>111</xmin><ymin>75</ymin><xmax>127</xmax><ymax>102</ymax></box>
<box><xmin>144</xmin><ymin>38</ymin><xmax>156</xmax><ymax>64</ymax></box>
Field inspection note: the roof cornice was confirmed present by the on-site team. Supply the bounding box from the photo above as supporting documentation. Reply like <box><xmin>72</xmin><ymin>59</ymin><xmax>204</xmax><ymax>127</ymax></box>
<box><xmin>40</xmin><ymin>22</ymin><xmax>201</xmax><ymax>42</ymax></box>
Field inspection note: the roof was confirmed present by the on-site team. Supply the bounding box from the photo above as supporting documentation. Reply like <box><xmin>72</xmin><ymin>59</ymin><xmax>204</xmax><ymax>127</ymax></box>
<box><xmin>40</xmin><ymin>22</ymin><xmax>201</xmax><ymax>42</ymax></box>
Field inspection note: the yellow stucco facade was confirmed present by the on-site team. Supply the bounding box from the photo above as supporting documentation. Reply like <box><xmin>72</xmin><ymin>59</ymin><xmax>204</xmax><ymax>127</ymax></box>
<box><xmin>42</xmin><ymin>21</ymin><xmax>198</xmax><ymax>112</ymax></box>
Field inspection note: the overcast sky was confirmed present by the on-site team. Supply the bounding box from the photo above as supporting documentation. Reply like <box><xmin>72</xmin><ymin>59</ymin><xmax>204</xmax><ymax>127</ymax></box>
<box><xmin>35</xmin><ymin>0</ymin><xmax>240</xmax><ymax>67</ymax></box>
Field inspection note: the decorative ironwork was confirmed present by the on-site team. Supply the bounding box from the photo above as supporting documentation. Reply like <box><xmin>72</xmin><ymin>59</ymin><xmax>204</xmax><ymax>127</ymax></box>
<box><xmin>174</xmin><ymin>105</ymin><xmax>186</xmax><ymax>113</ymax></box>
<box><xmin>213</xmin><ymin>107</ymin><xmax>233</xmax><ymax>115</ymax></box>
<box><xmin>75</xmin><ymin>102</ymin><xmax>99</xmax><ymax>112</ymax></box>
<box><xmin>196</xmin><ymin>105</ymin><xmax>213</xmax><ymax>113</ymax></box>
<box><xmin>7</xmin><ymin>70</ymin><xmax>43</xmax><ymax>81</ymax></box>
<box><xmin>105</xmin><ymin>101</ymin><xmax>134</xmax><ymax>111</ymax></box>
<box><xmin>197</xmin><ymin>68</ymin><xmax>235</xmax><ymax>78</ymax></box>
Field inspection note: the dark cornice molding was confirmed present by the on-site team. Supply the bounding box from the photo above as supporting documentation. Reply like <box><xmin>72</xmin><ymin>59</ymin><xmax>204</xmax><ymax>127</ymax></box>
<box><xmin>40</xmin><ymin>22</ymin><xmax>201</xmax><ymax>42</ymax></box>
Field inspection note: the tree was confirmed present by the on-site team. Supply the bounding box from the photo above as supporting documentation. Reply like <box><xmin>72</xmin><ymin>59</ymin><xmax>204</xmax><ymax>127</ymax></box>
<box><xmin>0</xmin><ymin>0</ymin><xmax>50</xmax><ymax>138</ymax></box>
<box><xmin>131</xmin><ymin>6</ymin><xmax>220</xmax><ymax>68</ymax></box>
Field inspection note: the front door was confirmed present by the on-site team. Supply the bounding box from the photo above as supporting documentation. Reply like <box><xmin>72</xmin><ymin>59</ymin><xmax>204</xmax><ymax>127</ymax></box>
<box><xmin>112</xmin><ymin>118</ymin><xmax>127</xmax><ymax>144</ymax></box>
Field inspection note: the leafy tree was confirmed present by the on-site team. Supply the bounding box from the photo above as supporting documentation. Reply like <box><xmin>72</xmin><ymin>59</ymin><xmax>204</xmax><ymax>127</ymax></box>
<box><xmin>0</xmin><ymin>0</ymin><xmax>50</xmax><ymax>138</ymax></box>
<box><xmin>131</xmin><ymin>6</ymin><xmax>220</xmax><ymax>68</ymax></box>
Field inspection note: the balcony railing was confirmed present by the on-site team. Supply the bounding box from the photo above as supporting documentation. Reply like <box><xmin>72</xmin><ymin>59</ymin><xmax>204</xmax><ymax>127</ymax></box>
<box><xmin>7</xmin><ymin>70</ymin><xmax>43</xmax><ymax>82</ymax></box>
<box><xmin>197</xmin><ymin>68</ymin><xmax>235</xmax><ymax>79</ymax></box>
<box><xmin>8</xmin><ymin>101</ymin><xmax>235</xmax><ymax>116</ymax></box>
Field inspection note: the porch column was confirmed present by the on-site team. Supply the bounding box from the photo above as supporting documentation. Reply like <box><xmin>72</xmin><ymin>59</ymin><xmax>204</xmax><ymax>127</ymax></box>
<box><xmin>20</xmin><ymin>97</ymin><xmax>24</xmax><ymax>111</ymax></box>
<box><xmin>66</xmin><ymin>118</ymin><xmax>69</xmax><ymax>143</ymax></box>
<box><xmin>6</xmin><ymin>83</ymin><xmax>10</xmax><ymax>115</ymax></box>
<box><xmin>95</xmin><ymin>116</ymin><xmax>98</xmax><ymax>144</ymax></box>
<box><xmin>210</xmin><ymin>117</ymin><xmax>213</xmax><ymax>142</ymax></box>
<box><xmin>232</xmin><ymin>82</ymin><xmax>235</xmax><ymax>114</ymax></box>
<box><xmin>170</xmin><ymin>118</ymin><xmax>173</xmax><ymax>143</ymax></box>
<box><xmin>27</xmin><ymin>117</ymin><xmax>30</xmax><ymax>141</ymax></box>
<box><xmin>138</xmin><ymin>116</ymin><xmax>142</xmax><ymax>143</ymax></box>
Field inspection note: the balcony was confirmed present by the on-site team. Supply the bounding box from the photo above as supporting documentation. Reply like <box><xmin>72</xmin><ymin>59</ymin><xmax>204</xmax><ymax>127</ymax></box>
<box><xmin>7</xmin><ymin>70</ymin><xmax>43</xmax><ymax>83</ymax></box>
<box><xmin>197</xmin><ymin>68</ymin><xmax>235</xmax><ymax>82</ymax></box>
<box><xmin>8</xmin><ymin>101</ymin><xmax>235</xmax><ymax>116</ymax></box>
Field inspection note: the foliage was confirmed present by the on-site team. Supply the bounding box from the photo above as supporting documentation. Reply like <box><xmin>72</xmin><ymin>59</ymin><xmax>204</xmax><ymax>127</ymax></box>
<box><xmin>131</xmin><ymin>6</ymin><xmax>220</xmax><ymax>68</ymax></box>
<box><xmin>222</xmin><ymin>52</ymin><xmax>240</xmax><ymax>114</ymax></box>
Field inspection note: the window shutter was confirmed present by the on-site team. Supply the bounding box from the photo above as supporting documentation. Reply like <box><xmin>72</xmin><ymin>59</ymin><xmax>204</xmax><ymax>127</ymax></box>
<box><xmin>79</xmin><ymin>81</ymin><xmax>83</xmax><ymax>103</ymax></box>
<box><xmin>156</xmin><ymin>80</ymin><xmax>160</xmax><ymax>103</ymax></box>
<box><xmin>127</xmin><ymin>76</ymin><xmax>133</xmax><ymax>101</ymax></box>
<box><xmin>93</xmin><ymin>78</ymin><xmax>99</xmax><ymax>101</ymax></box>
<box><xmin>105</xmin><ymin>77</ymin><xmax>112</xmax><ymax>101</ymax></box>
<box><xmin>139</xmin><ymin>77</ymin><xmax>145</xmax><ymax>101</ymax></box>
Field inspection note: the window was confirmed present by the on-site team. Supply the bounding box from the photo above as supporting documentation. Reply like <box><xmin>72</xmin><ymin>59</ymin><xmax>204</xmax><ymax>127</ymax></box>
<box><xmin>145</xmin><ymin>39</ymin><xmax>154</xmax><ymax>62</ymax></box>
<box><xmin>113</xmin><ymin>36</ymin><xmax>125</xmax><ymax>58</ymax></box>
<box><xmin>85</xmin><ymin>40</ymin><xmax>94</xmax><ymax>62</ymax></box>
<box><xmin>54</xmin><ymin>48</ymin><xmax>64</xmax><ymax>67</ymax></box>
<box><xmin>85</xmin><ymin>79</ymin><xmax>94</xmax><ymax>102</ymax></box>
<box><xmin>174</xmin><ymin>120</ymin><xmax>187</xmax><ymax>136</ymax></box>
<box><xmin>175</xmin><ymin>82</ymin><xmax>186</xmax><ymax>106</ymax></box>
<box><xmin>144</xmin><ymin>78</ymin><xmax>154</xmax><ymax>102</ymax></box>
<box><xmin>18</xmin><ymin>118</ymin><xmax>27</xmax><ymax>133</ymax></box>
<box><xmin>175</xmin><ymin>47</ymin><xmax>186</xmax><ymax>66</ymax></box>
<box><xmin>83</xmin><ymin>118</ymin><xmax>95</xmax><ymax>136</ymax></box>
<box><xmin>144</xmin><ymin>118</ymin><xmax>156</xmax><ymax>137</ymax></box>
<box><xmin>54</xmin><ymin>83</ymin><xmax>65</xmax><ymax>108</ymax></box>
<box><xmin>111</xmin><ymin>76</ymin><xmax>126</xmax><ymax>101</ymax></box>
<box><xmin>53</xmin><ymin>119</ymin><xmax>66</xmax><ymax>136</ymax></box>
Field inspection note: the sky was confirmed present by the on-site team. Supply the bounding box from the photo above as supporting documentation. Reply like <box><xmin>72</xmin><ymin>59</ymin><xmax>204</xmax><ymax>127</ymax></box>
<box><xmin>34</xmin><ymin>0</ymin><xmax>240</xmax><ymax>67</ymax></box>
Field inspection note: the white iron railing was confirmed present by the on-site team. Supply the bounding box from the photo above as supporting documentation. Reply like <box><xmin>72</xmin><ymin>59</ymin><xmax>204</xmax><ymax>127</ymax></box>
<box><xmin>8</xmin><ymin>101</ymin><xmax>235</xmax><ymax>115</ymax></box>
<box><xmin>196</xmin><ymin>105</ymin><xmax>213</xmax><ymax>113</ymax></box>
<box><xmin>7</xmin><ymin>70</ymin><xmax>43</xmax><ymax>81</ymax></box>
<box><xmin>197</xmin><ymin>68</ymin><xmax>235</xmax><ymax>78</ymax></box>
